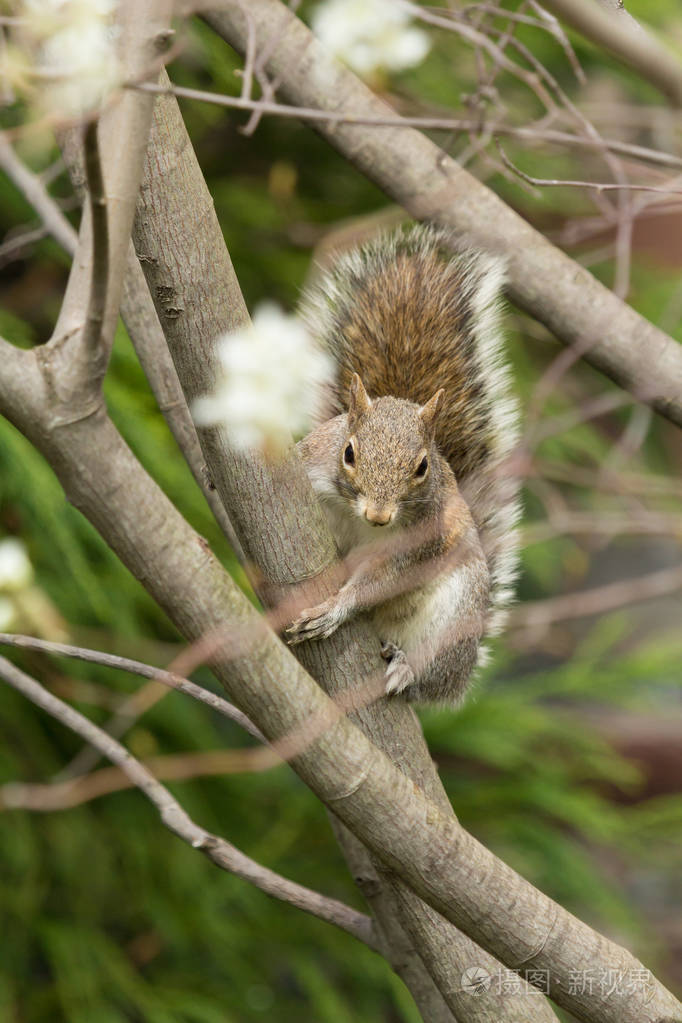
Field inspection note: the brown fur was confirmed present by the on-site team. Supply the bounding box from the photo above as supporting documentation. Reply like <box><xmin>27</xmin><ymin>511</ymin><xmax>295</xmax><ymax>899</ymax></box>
<box><xmin>290</xmin><ymin>225</ymin><xmax>521</xmax><ymax>702</ymax></box>
<box><xmin>318</xmin><ymin>245</ymin><xmax>492</xmax><ymax>482</ymax></box>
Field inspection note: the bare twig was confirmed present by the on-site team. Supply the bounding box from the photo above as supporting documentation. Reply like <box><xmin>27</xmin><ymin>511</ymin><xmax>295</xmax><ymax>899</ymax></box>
<box><xmin>235</xmin><ymin>0</ymin><xmax>257</xmax><ymax>102</ymax></box>
<box><xmin>0</xmin><ymin>224</ymin><xmax>49</xmax><ymax>263</ymax></box>
<box><xmin>495</xmin><ymin>139</ymin><xmax>682</xmax><ymax>194</ymax></box>
<box><xmin>0</xmin><ymin>654</ymin><xmax>376</xmax><ymax>950</ymax></box>
<box><xmin>0</xmin><ymin>135</ymin><xmax>78</xmax><ymax>254</ymax></box>
<box><xmin>527</xmin><ymin>1</ymin><xmax>587</xmax><ymax>83</ymax></box>
<box><xmin>508</xmin><ymin>562</ymin><xmax>682</xmax><ymax>631</ymax></box>
<box><xmin>401</xmin><ymin>0</ymin><xmax>557</xmax><ymax>112</ymax></box>
<box><xmin>127</xmin><ymin>80</ymin><xmax>682</xmax><ymax>168</ymax></box>
<box><xmin>1</xmin><ymin>749</ymin><xmax>282</xmax><ymax>809</ymax></box>
<box><xmin>476</xmin><ymin>9</ymin><xmax>630</xmax><ymax>244</ymax></box>
<box><xmin>0</xmin><ymin>632</ymin><xmax>264</xmax><ymax>742</ymax></box>
<box><xmin>523</xmin><ymin>510</ymin><xmax>682</xmax><ymax>545</ymax></box>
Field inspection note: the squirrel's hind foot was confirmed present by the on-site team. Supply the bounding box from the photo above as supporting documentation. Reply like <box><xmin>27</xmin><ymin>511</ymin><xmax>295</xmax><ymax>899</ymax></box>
<box><xmin>381</xmin><ymin>641</ymin><xmax>416</xmax><ymax>696</ymax></box>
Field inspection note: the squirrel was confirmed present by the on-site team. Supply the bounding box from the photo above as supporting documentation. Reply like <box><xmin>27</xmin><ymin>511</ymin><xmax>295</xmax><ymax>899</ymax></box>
<box><xmin>285</xmin><ymin>224</ymin><xmax>521</xmax><ymax>704</ymax></box>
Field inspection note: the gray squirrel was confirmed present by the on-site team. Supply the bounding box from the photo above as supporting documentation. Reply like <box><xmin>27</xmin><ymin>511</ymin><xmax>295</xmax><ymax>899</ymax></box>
<box><xmin>286</xmin><ymin>225</ymin><xmax>521</xmax><ymax>704</ymax></box>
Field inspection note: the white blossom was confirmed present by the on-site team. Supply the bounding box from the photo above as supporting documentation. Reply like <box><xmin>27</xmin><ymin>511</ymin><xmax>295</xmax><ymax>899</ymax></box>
<box><xmin>7</xmin><ymin>0</ymin><xmax>122</xmax><ymax>118</ymax></box>
<box><xmin>0</xmin><ymin>597</ymin><xmax>15</xmax><ymax>631</ymax></box>
<box><xmin>39</xmin><ymin>21</ymin><xmax>120</xmax><ymax>116</ymax></box>
<box><xmin>0</xmin><ymin>538</ymin><xmax>33</xmax><ymax>592</ymax></box>
<box><xmin>193</xmin><ymin>304</ymin><xmax>334</xmax><ymax>456</ymax></box>
<box><xmin>310</xmin><ymin>0</ymin><xmax>431</xmax><ymax>77</ymax></box>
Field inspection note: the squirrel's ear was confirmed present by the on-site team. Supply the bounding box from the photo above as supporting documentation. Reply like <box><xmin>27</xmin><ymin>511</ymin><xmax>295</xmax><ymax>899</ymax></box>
<box><xmin>419</xmin><ymin>388</ymin><xmax>445</xmax><ymax>435</ymax></box>
<box><xmin>348</xmin><ymin>373</ymin><xmax>372</xmax><ymax>428</ymax></box>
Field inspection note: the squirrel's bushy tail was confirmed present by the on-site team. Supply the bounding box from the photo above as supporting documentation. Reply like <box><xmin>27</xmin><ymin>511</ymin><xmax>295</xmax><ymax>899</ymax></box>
<box><xmin>299</xmin><ymin>224</ymin><xmax>522</xmax><ymax>632</ymax></box>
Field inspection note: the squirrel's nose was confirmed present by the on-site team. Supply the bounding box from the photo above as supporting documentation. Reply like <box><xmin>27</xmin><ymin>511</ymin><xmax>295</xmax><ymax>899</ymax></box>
<box><xmin>365</xmin><ymin>505</ymin><xmax>394</xmax><ymax>525</ymax></box>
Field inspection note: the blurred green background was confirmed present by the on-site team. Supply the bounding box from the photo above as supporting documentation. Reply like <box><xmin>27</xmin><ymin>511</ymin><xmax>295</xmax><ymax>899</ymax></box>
<box><xmin>1</xmin><ymin>2</ymin><xmax>681</xmax><ymax>1021</ymax></box>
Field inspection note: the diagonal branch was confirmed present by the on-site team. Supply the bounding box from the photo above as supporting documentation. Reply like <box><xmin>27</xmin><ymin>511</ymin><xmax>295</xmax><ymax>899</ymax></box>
<box><xmin>0</xmin><ymin>654</ymin><xmax>377</xmax><ymax>950</ymax></box>
<box><xmin>203</xmin><ymin>0</ymin><xmax>682</xmax><ymax>431</ymax></box>
<box><xmin>0</xmin><ymin>631</ymin><xmax>265</xmax><ymax>742</ymax></box>
<box><xmin>0</xmin><ymin>135</ymin><xmax>78</xmax><ymax>254</ymax></box>
<box><xmin>131</xmin><ymin>73</ymin><xmax>555</xmax><ymax>1023</ymax></box>
<box><xmin>0</xmin><ymin>347</ymin><xmax>678</xmax><ymax>1023</ymax></box>
<box><xmin>542</xmin><ymin>0</ymin><xmax>682</xmax><ymax>107</ymax></box>
<box><xmin>508</xmin><ymin>561</ymin><xmax>682</xmax><ymax>631</ymax></box>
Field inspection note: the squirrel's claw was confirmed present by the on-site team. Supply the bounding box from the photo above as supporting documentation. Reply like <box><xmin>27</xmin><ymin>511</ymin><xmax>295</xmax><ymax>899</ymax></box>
<box><xmin>382</xmin><ymin>643</ymin><xmax>415</xmax><ymax>696</ymax></box>
<box><xmin>285</xmin><ymin>598</ymin><xmax>343</xmax><ymax>645</ymax></box>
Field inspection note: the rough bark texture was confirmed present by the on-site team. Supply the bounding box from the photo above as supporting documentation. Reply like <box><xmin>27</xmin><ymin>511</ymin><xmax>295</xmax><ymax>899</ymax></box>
<box><xmin>204</xmin><ymin>0</ymin><xmax>682</xmax><ymax>430</ymax></box>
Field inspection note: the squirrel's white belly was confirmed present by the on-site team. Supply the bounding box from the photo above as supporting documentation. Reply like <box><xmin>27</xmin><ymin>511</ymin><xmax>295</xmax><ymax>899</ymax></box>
<box><xmin>372</xmin><ymin>566</ymin><xmax>477</xmax><ymax>654</ymax></box>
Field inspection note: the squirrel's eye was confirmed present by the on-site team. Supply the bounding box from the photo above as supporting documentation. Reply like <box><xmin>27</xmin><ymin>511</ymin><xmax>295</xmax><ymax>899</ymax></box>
<box><xmin>344</xmin><ymin>442</ymin><xmax>355</xmax><ymax>467</ymax></box>
<box><xmin>415</xmin><ymin>456</ymin><xmax>428</xmax><ymax>478</ymax></box>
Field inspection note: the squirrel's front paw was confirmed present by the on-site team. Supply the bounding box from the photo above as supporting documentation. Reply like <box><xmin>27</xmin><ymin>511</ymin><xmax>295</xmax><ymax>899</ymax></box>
<box><xmin>381</xmin><ymin>641</ymin><xmax>415</xmax><ymax>696</ymax></box>
<box><xmin>285</xmin><ymin>597</ymin><xmax>344</xmax><ymax>645</ymax></box>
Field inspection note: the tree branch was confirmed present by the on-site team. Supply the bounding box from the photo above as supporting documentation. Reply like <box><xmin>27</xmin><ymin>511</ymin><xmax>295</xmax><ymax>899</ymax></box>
<box><xmin>45</xmin><ymin>0</ymin><xmax>173</xmax><ymax>422</ymax></box>
<box><xmin>203</xmin><ymin>0</ymin><xmax>682</xmax><ymax>430</ymax></box>
<box><xmin>0</xmin><ymin>135</ymin><xmax>78</xmax><ymax>254</ymax></box>
<box><xmin>81</xmin><ymin>120</ymin><xmax>109</xmax><ymax>363</ymax></box>
<box><xmin>131</xmin><ymin>72</ymin><xmax>553</xmax><ymax>1023</ymax></box>
<box><xmin>542</xmin><ymin>0</ymin><xmax>682</xmax><ymax>107</ymax></box>
<box><xmin>508</xmin><ymin>562</ymin><xmax>682</xmax><ymax>631</ymax></box>
<box><xmin>119</xmin><ymin>250</ymin><xmax>246</xmax><ymax>558</ymax></box>
<box><xmin>1</xmin><ymin>750</ymin><xmax>279</xmax><ymax>808</ymax></box>
<box><xmin>0</xmin><ymin>654</ymin><xmax>377</xmax><ymax>951</ymax></box>
<box><xmin>0</xmin><ymin>345</ymin><xmax>678</xmax><ymax>1023</ymax></box>
<box><xmin>0</xmin><ymin>632</ymin><xmax>265</xmax><ymax>742</ymax></box>
<box><xmin>131</xmin><ymin>79</ymin><xmax>682</xmax><ymax>169</ymax></box>
<box><xmin>45</xmin><ymin>126</ymin><xmax>243</xmax><ymax>556</ymax></box>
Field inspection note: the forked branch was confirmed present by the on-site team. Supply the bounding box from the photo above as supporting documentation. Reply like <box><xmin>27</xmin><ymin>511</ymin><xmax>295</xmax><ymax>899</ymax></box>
<box><xmin>0</xmin><ymin>654</ymin><xmax>377</xmax><ymax>950</ymax></box>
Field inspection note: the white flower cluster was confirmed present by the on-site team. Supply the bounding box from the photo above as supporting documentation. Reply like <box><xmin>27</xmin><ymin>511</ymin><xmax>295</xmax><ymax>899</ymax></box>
<box><xmin>4</xmin><ymin>0</ymin><xmax>122</xmax><ymax>118</ymax></box>
<box><xmin>310</xmin><ymin>0</ymin><xmax>431</xmax><ymax>77</ymax></box>
<box><xmin>0</xmin><ymin>538</ymin><xmax>34</xmax><ymax>631</ymax></box>
<box><xmin>193</xmin><ymin>304</ymin><xmax>334</xmax><ymax>457</ymax></box>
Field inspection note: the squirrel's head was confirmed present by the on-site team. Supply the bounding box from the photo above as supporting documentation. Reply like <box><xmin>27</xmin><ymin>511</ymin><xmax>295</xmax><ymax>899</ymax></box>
<box><xmin>339</xmin><ymin>374</ymin><xmax>445</xmax><ymax>527</ymax></box>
